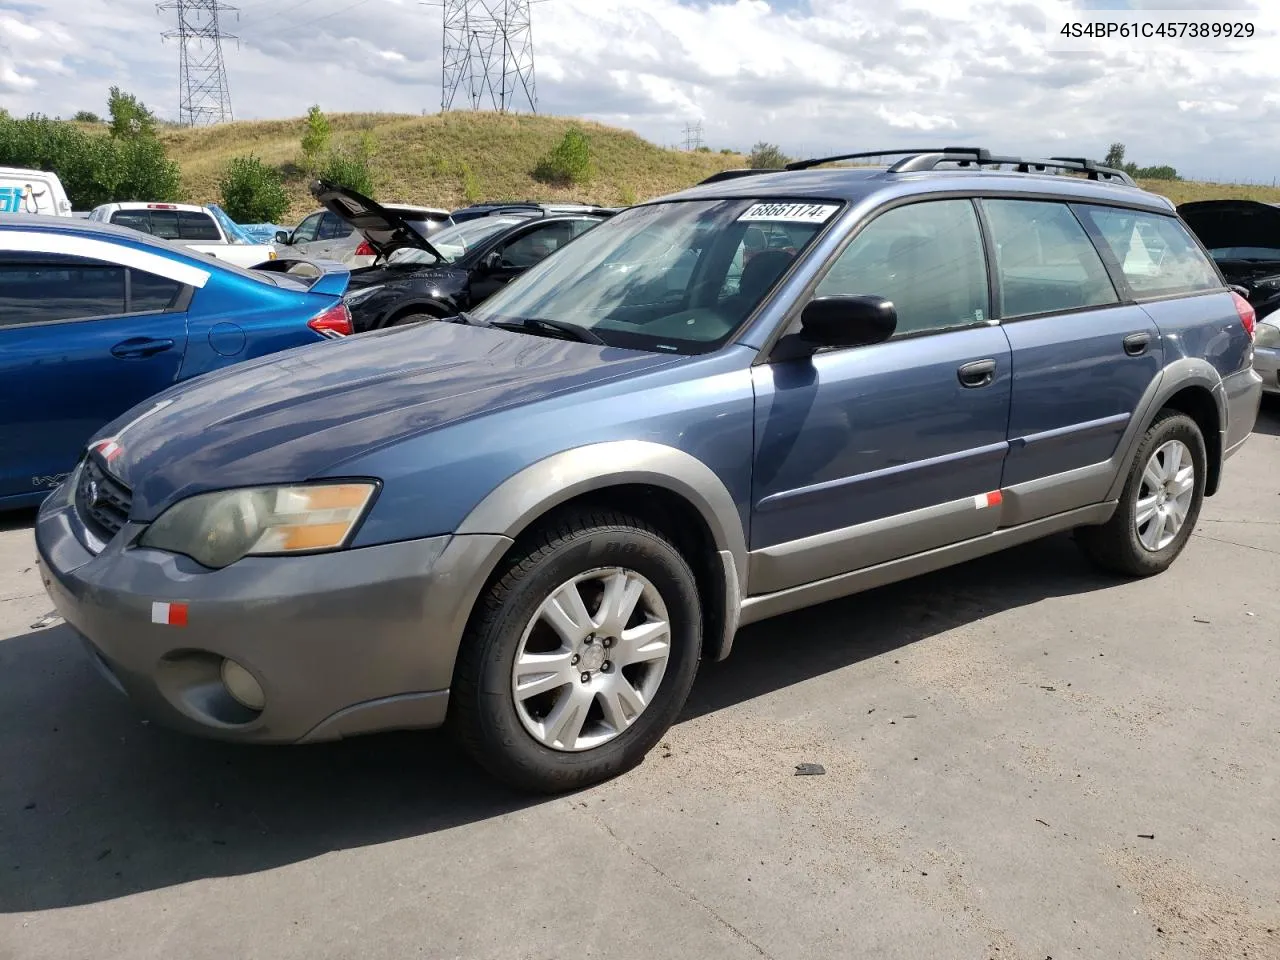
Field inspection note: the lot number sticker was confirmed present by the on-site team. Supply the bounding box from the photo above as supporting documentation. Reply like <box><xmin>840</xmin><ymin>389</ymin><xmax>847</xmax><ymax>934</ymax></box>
<box><xmin>738</xmin><ymin>202</ymin><xmax>839</xmax><ymax>224</ymax></box>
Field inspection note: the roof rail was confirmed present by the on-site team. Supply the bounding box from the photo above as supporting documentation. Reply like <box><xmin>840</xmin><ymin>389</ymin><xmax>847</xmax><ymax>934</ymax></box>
<box><xmin>785</xmin><ymin>147</ymin><xmax>989</xmax><ymax>171</ymax></box>
<box><xmin>777</xmin><ymin>147</ymin><xmax>1135</xmax><ymax>186</ymax></box>
<box><xmin>697</xmin><ymin>168</ymin><xmax>783</xmax><ymax>185</ymax></box>
<box><xmin>887</xmin><ymin>150</ymin><xmax>1135</xmax><ymax>184</ymax></box>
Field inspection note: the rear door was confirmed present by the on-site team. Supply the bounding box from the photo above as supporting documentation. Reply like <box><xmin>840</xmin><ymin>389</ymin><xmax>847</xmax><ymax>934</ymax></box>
<box><xmin>749</xmin><ymin>198</ymin><xmax>1013</xmax><ymax>595</ymax></box>
<box><xmin>0</xmin><ymin>250</ymin><xmax>192</xmax><ymax>503</ymax></box>
<box><xmin>984</xmin><ymin>198</ymin><xmax>1161</xmax><ymax>519</ymax></box>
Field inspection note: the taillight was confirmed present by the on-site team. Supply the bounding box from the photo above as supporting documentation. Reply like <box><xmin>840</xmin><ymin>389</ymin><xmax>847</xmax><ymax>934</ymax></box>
<box><xmin>354</xmin><ymin>240</ymin><xmax>375</xmax><ymax>257</ymax></box>
<box><xmin>308</xmin><ymin>302</ymin><xmax>353</xmax><ymax>338</ymax></box>
<box><xmin>1232</xmin><ymin>291</ymin><xmax>1256</xmax><ymax>339</ymax></box>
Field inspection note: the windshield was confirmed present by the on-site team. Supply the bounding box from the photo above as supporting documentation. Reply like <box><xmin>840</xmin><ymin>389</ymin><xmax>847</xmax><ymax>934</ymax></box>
<box><xmin>395</xmin><ymin>215</ymin><xmax>532</xmax><ymax>264</ymax></box>
<box><xmin>470</xmin><ymin>198</ymin><xmax>841</xmax><ymax>353</ymax></box>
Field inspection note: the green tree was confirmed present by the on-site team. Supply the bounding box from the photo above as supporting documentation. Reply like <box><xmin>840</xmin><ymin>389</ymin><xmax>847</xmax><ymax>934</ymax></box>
<box><xmin>300</xmin><ymin>105</ymin><xmax>331</xmax><ymax>174</ymax></box>
<box><xmin>107</xmin><ymin>86</ymin><xmax>156</xmax><ymax>139</ymax></box>
<box><xmin>1103</xmin><ymin>142</ymin><xmax>1126</xmax><ymax>168</ymax></box>
<box><xmin>532</xmin><ymin>127</ymin><xmax>592</xmax><ymax>186</ymax></box>
<box><xmin>320</xmin><ymin>146</ymin><xmax>374</xmax><ymax>196</ymax></box>
<box><xmin>219</xmin><ymin>155</ymin><xmax>290</xmax><ymax>222</ymax></box>
<box><xmin>748</xmin><ymin>141</ymin><xmax>788</xmax><ymax>169</ymax></box>
<box><xmin>73</xmin><ymin>110</ymin><xmax>102</xmax><ymax>124</ymax></box>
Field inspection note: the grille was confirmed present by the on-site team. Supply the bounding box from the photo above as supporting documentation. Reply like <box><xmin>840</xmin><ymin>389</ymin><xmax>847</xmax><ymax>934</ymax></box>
<box><xmin>75</xmin><ymin>457</ymin><xmax>133</xmax><ymax>543</ymax></box>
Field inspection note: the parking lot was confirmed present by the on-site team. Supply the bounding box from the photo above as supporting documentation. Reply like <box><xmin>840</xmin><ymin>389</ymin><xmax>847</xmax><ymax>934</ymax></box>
<box><xmin>0</xmin><ymin>402</ymin><xmax>1276</xmax><ymax>960</ymax></box>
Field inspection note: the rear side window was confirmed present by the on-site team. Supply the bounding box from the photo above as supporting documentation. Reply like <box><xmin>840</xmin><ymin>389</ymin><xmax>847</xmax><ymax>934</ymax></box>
<box><xmin>317</xmin><ymin>213</ymin><xmax>350</xmax><ymax>241</ymax></box>
<box><xmin>130</xmin><ymin>269</ymin><xmax>185</xmax><ymax>311</ymax></box>
<box><xmin>0</xmin><ymin>253</ymin><xmax>126</xmax><ymax>326</ymax></box>
<box><xmin>816</xmin><ymin>199</ymin><xmax>989</xmax><ymax>337</ymax></box>
<box><xmin>177</xmin><ymin>211</ymin><xmax>221</xmax><ymax>241</ymax></box>
<box><xmin>1078</xmin><ymin>206</ymin><xmax>1221</xmax><ymax>298</ymax></box>
<box><xmin>982</xmin><ymin>200</ymin><xmax>1118</xmax><ymax>318</ymax></box>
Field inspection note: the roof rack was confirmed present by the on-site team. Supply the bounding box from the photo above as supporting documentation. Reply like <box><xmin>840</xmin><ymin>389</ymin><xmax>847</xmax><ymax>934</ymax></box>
<box><xmin>698</xmin><ymin>168</ymin><xmax>784</xmax><ymax>185</ymax></box>
<box><xmin>783</xmin><ymin>147</ymin><xmax>1134</xmax><ymax>185</ymax></box>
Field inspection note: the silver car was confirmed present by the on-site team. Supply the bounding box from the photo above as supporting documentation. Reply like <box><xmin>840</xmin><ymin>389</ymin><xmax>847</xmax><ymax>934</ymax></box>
<box><xmin>276</xmin><ymin>203</ymin><xmax>452</xmax><ymax>267</ymax></box>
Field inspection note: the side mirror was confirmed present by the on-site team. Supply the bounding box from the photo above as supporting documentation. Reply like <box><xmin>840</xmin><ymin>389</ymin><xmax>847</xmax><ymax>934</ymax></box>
<box><xmin>274</xmin><ymin>230</ymin><xmax>291</xmax><ymax>245</ymax></box>
<box><xmin>799</xmin><ymin>295</ymin><xmax>897</xmax><ymax>350</ymax></box>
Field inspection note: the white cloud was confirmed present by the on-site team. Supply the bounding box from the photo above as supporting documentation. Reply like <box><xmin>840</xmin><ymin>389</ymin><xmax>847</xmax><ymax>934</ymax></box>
<box><xmin>0</xmin><ymin>0</ymin><xmax>1276</xmax><ymax>181</ymax></box>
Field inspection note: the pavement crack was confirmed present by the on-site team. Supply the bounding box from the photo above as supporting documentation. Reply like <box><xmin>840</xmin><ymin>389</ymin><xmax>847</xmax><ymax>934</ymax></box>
<box><xmin>592</xmin><ymin>815</ymin><xmax>775</xmax><ymax>959</ymax></box>
<box><xmin>0</xmin><ymin>592</ymin><xmax>43</xmax><ymax>604</ymax></box>
<box><xmin>1191</xmin><ymin>533</ymin><xmax>1280</xmax><ymax>556</ymax></box>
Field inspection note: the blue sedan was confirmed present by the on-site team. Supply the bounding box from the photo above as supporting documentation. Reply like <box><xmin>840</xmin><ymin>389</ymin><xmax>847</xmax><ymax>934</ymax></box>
<box><xmin>0</xmin><ymin>214</ymin><xmax>353</xmax><ymax>509</ymax></box>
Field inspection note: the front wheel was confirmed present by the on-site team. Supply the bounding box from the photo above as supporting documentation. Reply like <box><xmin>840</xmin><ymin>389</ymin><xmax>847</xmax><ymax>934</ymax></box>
<box><xmin>450</xmin><ymin>509</ymin><xmax>703</xmax><ymax>792</ymax></box>
<box><xmin>1076</xmin><ymin>410</ymin><xmax>1206</xmax><ymax>577</ymax></box>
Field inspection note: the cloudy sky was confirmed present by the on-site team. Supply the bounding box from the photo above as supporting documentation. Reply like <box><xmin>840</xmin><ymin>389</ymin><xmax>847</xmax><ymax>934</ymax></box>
<box><xmin>1</xmin><ymin>0</ymin><xmax>1276</xmax><ymax>182</ymax></box>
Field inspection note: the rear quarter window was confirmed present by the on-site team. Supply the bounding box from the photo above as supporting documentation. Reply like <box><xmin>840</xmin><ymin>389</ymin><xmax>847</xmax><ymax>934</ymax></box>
<box><xmin>1079</xmin><ymin>206</ymin><xmax>1222</xmax><ymax>299</ymax></box>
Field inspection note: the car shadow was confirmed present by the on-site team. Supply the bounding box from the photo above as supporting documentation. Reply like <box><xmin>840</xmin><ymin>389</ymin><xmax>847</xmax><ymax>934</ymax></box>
<box><xmin>0</xmin><ymin>530</ymin><xmax>1121</xmax><ymax>913</ymax></box>
<box><xmin>1253</xmin><ymin>395</ymin><xmax>1280</xmax><ymax>436</ymax></box>
<box><xmin>0</xmin><ymin>507</ymin><xmax>37</xmax><ymax>534</ymax></box>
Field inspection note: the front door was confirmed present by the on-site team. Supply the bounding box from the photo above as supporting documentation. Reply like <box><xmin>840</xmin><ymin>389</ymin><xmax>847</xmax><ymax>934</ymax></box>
<box><xmin>469</xmin><ymin>219</ymin><xmax>585</xmax><ymax>304</ymax></box>
<box><xmin>0</xmin><ymin>251</ymin><xmax>189</xmax><ymax>504</ymax></box>
<box><xmin>749</xmin><ymin>198</ymin><xmax>1013</xmax><ymax>595</ymax></box>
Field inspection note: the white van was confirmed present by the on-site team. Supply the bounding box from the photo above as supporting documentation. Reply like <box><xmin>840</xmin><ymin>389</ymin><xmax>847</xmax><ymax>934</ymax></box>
<box><xmin>0</xmin><ymin>167</ymin><xmax>73</xmax><ymax>217</ymax></box>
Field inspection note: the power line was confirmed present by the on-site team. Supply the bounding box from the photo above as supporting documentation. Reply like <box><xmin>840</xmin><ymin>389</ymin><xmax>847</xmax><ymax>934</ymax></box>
<box><xmin>159</xmin><ymin>0</ymin><xmax>237</xmax><ymax>126</ymax></box>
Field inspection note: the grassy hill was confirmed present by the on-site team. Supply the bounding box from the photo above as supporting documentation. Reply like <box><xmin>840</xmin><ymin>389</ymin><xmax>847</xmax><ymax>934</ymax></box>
<box><xmin>157</xmin><ymin>111</ymin><xmax>1280</xmax><ymax>222</ymax></box>
<box><xmin>160</xmin><ymin>112</ymin><xmax>746</xmax><ymax>220</ymax></box>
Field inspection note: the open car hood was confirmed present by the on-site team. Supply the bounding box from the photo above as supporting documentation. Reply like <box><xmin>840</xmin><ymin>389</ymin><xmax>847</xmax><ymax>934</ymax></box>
<box><xmin>1177</xmin><ymin>200</ymin><xmax>1280</xmax><ymax>255</ymax></box>
<box><xmin>309</xmin><ymin>179</ymin><xmax>444</xmax><ymax>262</ymax></box>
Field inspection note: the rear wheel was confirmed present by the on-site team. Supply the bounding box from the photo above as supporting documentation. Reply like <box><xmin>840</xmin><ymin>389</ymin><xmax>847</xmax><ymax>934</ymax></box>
<box><xmin>1076</xmin><ymin>410</ymin><xmax>1206</xmax><ymax>577</ymax></box>
<box><xmin>450</xmin><ymin>509</ymin><xmax>702</xmax><ymax>793</ymax></box>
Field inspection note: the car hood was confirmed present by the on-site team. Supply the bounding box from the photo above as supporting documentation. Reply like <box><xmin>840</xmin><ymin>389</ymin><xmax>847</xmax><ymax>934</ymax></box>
<box><xmin>97</xmin><ymin>323</ymin><xmax>679</xmax><ymax>519</ymax></box>
<box><xmin>1178</xmin><ymin>200</ymin><xmax>1280</xmax><ymax>254</ymax></box>
<box><xmin>310</xmin><ymin>178</ymin><xmax>443</xmax><ymax>262</ymax></box>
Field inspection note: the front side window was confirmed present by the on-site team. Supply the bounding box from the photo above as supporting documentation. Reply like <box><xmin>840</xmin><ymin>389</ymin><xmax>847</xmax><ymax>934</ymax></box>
<box><xmin>471</xmin><ymin>198</ymin><xmax>841</xmax><ymax>353</ymax></box>
<box><xmin>0</xmin><ymin>253</ymin><xmax>126</xmax><ymax>326</ymax></box>
<box><xmin>292</xmin><ymin>214</ymin><xmax>322</xmax><ymax>244</ymax></box>
<box><xmin>498</xmin><ymin>221</ymin><xmax>579</xmax><ymax>268</ymax></box>
<box><xmin>982</xmin><ymin>200</ymin><xmax>1118</xmax><ymax>318</ymax></box>
<box><xmin>1078</xmin><ymin>206</ymin><xmax>1221</xmax><ymax>298</ymax></box>
<box><xmin>815</xmin><ymin>199</ymin><xmax>988</xmax><ymax>337</ymax></box>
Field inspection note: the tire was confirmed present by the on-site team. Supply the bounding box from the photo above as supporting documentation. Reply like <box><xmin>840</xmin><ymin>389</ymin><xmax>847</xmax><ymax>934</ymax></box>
<box><xmin>1076</xmin><ymin>410</ymin><xmax>1206</xmax><ymax>577</ymax></box>
<box><xmin>388</xmin><ymin>312</ymin><xmax>435</xmax><ymax>328</ymax></box>
<box><xmin>450</xmin><ymin>509</ymin><xmax>703</xmax><ymax>793</ymax></box>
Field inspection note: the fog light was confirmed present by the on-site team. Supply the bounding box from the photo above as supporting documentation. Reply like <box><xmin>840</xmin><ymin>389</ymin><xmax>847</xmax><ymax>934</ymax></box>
<box><xmin>220</xmin><ymin>658</ymin><xmax>265</xmax><ymax>711</ymax></box>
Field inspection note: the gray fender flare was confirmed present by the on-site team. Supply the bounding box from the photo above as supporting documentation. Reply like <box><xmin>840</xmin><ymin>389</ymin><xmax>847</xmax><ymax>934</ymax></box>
<box><xmin>456</xmin><ymin>440</ymin><xmax>748</xmax><ymax>659</ymax></box>
<box><xmin>1105</xmin><ymin>358</ymin><xmax>1225</xmax><ymax>502</ymax></box>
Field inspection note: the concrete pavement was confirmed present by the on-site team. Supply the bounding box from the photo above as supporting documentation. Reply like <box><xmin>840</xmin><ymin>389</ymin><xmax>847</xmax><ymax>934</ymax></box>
<box><xmin>2</xmin><ymin>402</ymin><xmax>1278</xmax><ymax>960</ymax></box>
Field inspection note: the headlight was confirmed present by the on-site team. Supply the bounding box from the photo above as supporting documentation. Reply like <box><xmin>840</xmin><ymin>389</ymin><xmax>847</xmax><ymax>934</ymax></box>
<box><xmin>1255</xmin><ymin>321</ymin><xmax>1280</xmax><ymax>348</ymax></box>
<box><xmin>344</xmin><ymin>284</ymin><xmax>384</xmax><ymax>305</ymax></box>
<box><xmin>139</xmin><ymin>482</ymin><xmax>377</xmax><ymax>569</ymax></box>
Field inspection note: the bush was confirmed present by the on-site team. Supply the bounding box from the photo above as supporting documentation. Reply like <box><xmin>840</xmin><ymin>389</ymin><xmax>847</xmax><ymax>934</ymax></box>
<box><xmin>73</xmin><ymin>111</ymin><xmax>101</xmax><ymax>124</ymax></box>
<box><xmin>219</xmin><ymin>155</ymin><xmax>289</xmax><ymax>223</ymax></box>
<box><xmin>533</xmin><ymin>127</ymin><xmax>592</xmax><ymax>186</ymax></box>
<box><xmin>0</xmin><ymin>112</ymin><xmax>182</xmax><ymax>208</ymax></box>
<box><xmin>720</xmin><ymin>148</ymin><xmax>735</xmax><ymax>155</ymax></box>
<box><xmin>619</xmin><ymin>185</ymin><xmax>637</xmax><ymax>206</ymax></box>
<box><xmin>459</xmin><ymin>161</ymin><xmax>482</xmax><ymax>203</ymax></box>
<box><xmin>320</xmin><ymin>147</ymin><xmax>374</xmax><ymax>196</ymax></box>
<box><xmin>300</xmin><ymin>105</ymin><xmax>331</xmax><ymax>174</ymax></box>
<box><xmin>748</xmin><ymin>141</ymin><xmax>789</xmax><ymax>169</ymax></box>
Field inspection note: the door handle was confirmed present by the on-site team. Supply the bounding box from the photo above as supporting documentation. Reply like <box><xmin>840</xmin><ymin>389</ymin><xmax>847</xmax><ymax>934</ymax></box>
<box><xmin>111</xmin><ymin>337</ymin><xmax>175</xmax><ymax>359</ymax></box>
<box><xmin>1123</xmin><ymin>332</ymin><xmax>1150</xmax><ymax>356</ymax></box>
<box><xmin>957</xmin><ymin>358</ymin><xmax>997</xmax><ymax>388</ymax></box>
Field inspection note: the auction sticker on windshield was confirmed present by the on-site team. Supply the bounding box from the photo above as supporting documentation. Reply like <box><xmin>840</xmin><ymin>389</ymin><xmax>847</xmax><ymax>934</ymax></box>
<box><xmin>738</xmin><ymin>202</ymin><xmax>840</xmax><ymax>224</ymax></box>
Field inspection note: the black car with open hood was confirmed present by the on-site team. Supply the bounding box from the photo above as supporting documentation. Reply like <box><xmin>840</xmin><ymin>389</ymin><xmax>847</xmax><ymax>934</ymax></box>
<box><xmin>1179</xmin><ymin>199</ymin><xmax>1280</xmax><ymax>319</ymax></box>
<box><xmin>312</xmin><ymin>182</ymin><xmax>615</xmax><ymax>332</ymax></box>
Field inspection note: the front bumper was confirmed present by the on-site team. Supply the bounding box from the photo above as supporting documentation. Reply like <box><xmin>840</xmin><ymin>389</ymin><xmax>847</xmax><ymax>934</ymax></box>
<box><xmin>35</xmin><ymin>491</ymin><xmax>511</xmax><ymax>743</ymax></box>
<box><xmin>1254</xmin><ymin>342</ymin><xmax>1280</xmax><ymax>395</ymax></box>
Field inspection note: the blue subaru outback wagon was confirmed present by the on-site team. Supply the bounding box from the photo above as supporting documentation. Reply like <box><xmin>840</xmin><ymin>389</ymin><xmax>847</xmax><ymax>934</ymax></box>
<box><xmin>35</xmin><ymin>148</ymin><xmax>1263</xmax><ymax>792</ymax></box>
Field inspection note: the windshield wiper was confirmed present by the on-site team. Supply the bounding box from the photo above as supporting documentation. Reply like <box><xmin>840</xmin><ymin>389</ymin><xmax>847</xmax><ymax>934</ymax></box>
<box><xmin>491</xmin><ymin>317</ymin><xmax>605</xmax><ymax>345</ymax></box>
<box><xmin>449</xmin><ymin>310</ymin><xmax>488</xmax><ymax>326</ymax></box>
